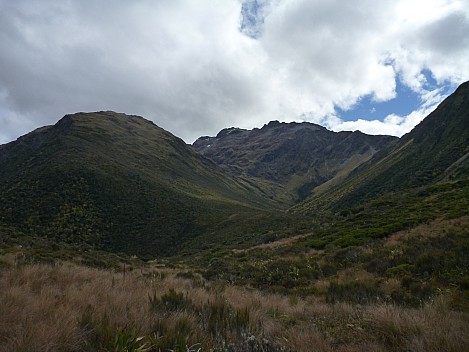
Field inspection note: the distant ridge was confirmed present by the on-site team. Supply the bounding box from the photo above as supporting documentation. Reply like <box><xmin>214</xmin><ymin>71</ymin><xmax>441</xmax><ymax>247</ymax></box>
<box><xmin>193</xmin><ymin>120</ymin><xmax>396</xmax><ymax>202</ymax></box>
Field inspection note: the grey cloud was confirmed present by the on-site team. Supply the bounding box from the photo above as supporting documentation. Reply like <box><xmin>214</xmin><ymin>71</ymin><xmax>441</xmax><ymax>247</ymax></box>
<box><xmin>260</xmin><ymin>0</ymin><xmax>397</xmax><ymax>107</ymax></box>
<box><xmin>419</xmin><ymin>11</ymin><xmax>469</xmax><ymax>58</ymax></box>
<box><xmin>0</xmin><ymin>0</ymin><xmax>263</xmax><ymax>142</ymax></box>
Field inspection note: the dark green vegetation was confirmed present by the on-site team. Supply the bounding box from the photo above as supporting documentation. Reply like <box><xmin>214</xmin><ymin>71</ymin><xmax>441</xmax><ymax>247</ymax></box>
<box><xmin>199</xmin><ymin>215</ymin><xmax>469</xmax><ymax>307</ymax></box>
<box><xmin>0</xmin><ymin>112</ymin><xmax>285</xmax><ymax>258</ymax></box>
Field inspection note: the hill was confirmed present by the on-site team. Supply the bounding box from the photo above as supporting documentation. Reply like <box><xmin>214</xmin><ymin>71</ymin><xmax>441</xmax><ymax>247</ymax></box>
<box><xmin>0</xmin><ymin>111</ymin><xmax>282</xmax><ymax>258</ymax></box>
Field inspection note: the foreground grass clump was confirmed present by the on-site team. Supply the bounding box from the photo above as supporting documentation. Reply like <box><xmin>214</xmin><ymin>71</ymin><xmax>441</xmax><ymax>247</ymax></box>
<box><xmin>1</xmin><ymin>261</ymin><xmax>469</xmax><ymax>351</ymax></box>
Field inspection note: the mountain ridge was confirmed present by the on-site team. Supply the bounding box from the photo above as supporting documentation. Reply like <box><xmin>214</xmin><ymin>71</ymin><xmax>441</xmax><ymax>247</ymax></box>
<box><xmin>0</xmin><ymin>111</ymin><xmax>284</xmax><ymax>257</ymax></box>
<box><xmin>193</xmin><ymin>120</ymin><xmax>397</xmax><ymax>202</ymax></box>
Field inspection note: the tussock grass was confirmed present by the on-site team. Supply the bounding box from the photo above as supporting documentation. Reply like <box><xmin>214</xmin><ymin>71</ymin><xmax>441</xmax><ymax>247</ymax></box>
<box><xmin>1</xmin><ymin>261</ymin><xmax>468</xmax><ymax>351</ymax></box>
<box><xmin>365</xmin><ymin>299</ymin><xmax>469</xmax><ymax>351</ymax></box>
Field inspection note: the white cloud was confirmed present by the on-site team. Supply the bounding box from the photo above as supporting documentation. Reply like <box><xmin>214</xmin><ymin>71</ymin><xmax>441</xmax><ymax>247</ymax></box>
<box><xmin>0</xmin><ymin>0</ymin><xmax>468</xmax><ymax>144</ymax></box>
<box><xmin>256</xmin><ymin>0</ymin><xmax>468</xmax><ymax>135</ymax></box>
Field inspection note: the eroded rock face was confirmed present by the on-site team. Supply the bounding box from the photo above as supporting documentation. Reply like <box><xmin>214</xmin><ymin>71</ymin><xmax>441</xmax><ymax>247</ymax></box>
<box><xmin>193</xmin><ymin>120</ymin><xmax>397</xmax><ymax>201</ymax></box>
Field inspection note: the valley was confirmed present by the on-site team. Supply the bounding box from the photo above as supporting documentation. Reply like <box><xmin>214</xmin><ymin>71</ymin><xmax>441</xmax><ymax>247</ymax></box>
<box><xmin>0</xmin><ymin>82</ymin><xmax>468</xmax><ymax>351</ymax></box>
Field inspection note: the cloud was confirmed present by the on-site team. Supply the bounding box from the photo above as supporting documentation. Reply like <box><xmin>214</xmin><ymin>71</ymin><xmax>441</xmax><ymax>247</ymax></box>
<box><xmin>0</xmin><ymin>1</ymin><xmax>255</xmax><ymax>140</ymax></box>
<box><xmin>389</xmin><ymin>1</ymin><xmax>469</xmax><ymax>92</ymax></box>
<box><xmin>256</xmin><ymin>0</ymin><xmax>468</xmax><ymax>136</ymax></box>
<box><xmin>0</xmin><ymin>0</ymin><xmax>468</xmax><ymax>144</ymax></box>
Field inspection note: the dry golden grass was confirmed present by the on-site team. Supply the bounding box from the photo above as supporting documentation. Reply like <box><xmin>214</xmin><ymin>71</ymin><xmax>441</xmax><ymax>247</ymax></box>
<box><xmin>379</xmin><ymin>278</ymin><xmax>402</xmax><ymax>295</ymax></box>
<box><xmin>364</xmin><ymin>298</ymin><xmax>469</xmax><ymax>352</ymax></box>
<box><xmin>1</xmin><ymin>261</ymin><xmax>468</xmax><ymax>351</ymax></box>
<box><xmin>384</xmin><ymin>216</ymin><xmax>469</xmax><ymax>247</ymax></box>
<box><xmin>336</xmin><ymin>268</ymin><xmax>377</xmax><ymax>283</ymax></box>
<box><xmin>232</xmin><ymin>233</ymin><xmax>311</xmax><ymax>253</ymax></box>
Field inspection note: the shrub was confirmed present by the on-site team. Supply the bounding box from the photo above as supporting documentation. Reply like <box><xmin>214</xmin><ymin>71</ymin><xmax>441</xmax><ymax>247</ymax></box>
<box><xmin>386</xmin><ymin>264</ymin><xmax>415</xmax><ymax>276</ymax></box>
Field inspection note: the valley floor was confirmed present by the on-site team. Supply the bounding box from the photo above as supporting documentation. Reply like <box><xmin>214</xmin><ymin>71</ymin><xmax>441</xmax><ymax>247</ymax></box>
<box><xmin>1</xmin><ymin>259</ymin><xmax>468</xmax><ymax>352</ymax></box>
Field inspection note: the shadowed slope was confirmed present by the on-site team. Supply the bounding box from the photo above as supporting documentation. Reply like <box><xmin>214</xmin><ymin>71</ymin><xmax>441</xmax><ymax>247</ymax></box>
<box><xmin>0</xmin><ymin>112</ymin><xmax>279</xmax><ymax>257</ymax></box>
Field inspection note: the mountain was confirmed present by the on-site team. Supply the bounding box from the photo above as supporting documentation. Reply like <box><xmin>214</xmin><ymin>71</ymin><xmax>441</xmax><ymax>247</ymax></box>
<box><xmin>295</xmin><ymin>81</ymin><xmax>469</xmax><ymax>214</ymax></box>
<box><xmin>1</xmin><ymin>81</ymin><xmax>468</xmax><ymax>261</ymax></box>
<box><xmin>193</xmin><ymin>121</ymin><xmax>396</xmax><ymax>203</ymax></box>
<box><xmin>0</xmin><ymin>111</ymin><xmax>279</xmax><ymax>257</ymax></box>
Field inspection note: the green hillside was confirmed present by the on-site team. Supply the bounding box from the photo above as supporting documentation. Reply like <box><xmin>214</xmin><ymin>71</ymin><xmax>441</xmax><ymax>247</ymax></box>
<box><xmin>0</xmin><ymin>111</ymin><xmax>281</xmax><ymax>258</ymax></box>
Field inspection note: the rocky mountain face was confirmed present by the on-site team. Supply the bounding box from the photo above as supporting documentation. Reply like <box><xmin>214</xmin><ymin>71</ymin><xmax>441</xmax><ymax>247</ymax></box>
<box><xmin>193</xmin><ymin>121</ymin><xmax>397</xmax><ymax>202</ymax></box>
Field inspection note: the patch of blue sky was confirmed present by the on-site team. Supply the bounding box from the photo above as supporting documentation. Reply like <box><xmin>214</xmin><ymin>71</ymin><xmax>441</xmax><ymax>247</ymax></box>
<box><xmin>420</xmin><ymin>69</ymin><xmax>457</xmax><ymax>95</ymax></box>
<box><xmin>240</xmin><ymin>0</ymin><xmax>267</xmax><ymax>39</ymax></box>
<box><xmin>336</xmin><ymin>71</ymin><xmax>457</xmax><ymax>122</ymax></box>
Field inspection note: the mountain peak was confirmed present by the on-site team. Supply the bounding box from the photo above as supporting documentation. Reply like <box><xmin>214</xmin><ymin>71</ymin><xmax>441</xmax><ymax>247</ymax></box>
<box><xmin>58</xmin><ymin>111</ymin><xmax>157</xmax><ymax>128</ymax></box>
<box><xmin>261</xmin><ymin>120</ymin><xmax>326</xmax><ymax>132</ymax></box>
<box><xmin>265</xmin><ymin>120</ymin><xmax>281</xmax><ymax>127</ymax></box>
<box><xmin>216</xmin><ymin>127</ymin><xmax>247</xmax><ymax>138</ymax></box>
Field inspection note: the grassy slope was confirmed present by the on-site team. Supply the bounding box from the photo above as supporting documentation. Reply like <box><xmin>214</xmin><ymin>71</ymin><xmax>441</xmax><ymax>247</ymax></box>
<box><xmin>2</xmin><ymin>261</ymin><xmax>468</xmax><ymax>352</ymax></box>
<box><xmin>0</xmin><ymin>112</ymin><xmax>284</xmax><ymax>258</ymax></box>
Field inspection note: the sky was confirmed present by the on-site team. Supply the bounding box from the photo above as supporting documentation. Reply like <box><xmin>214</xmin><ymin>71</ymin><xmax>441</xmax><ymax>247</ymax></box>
<box><xmin>0</xmin><ymin>0</ymin><xmax>468</xmax><ymax>144</ymax></box>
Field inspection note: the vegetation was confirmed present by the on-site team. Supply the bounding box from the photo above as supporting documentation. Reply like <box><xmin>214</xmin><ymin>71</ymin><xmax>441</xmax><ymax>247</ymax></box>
<box><xmin>296</xmin><ymin>179</ymin><xmax>469</xmax><ymax>249</ymax></box>
<box><xmin>1</xmin><ymin>260</ymin><xmax>468</xmax><ymax>352</ymax></box>
<box><xmin>193</xmin><ymin>214</ymin><xmax>469</xmax><ymax>302</ymax></box>
<box><xmin>0</xmin><ymin>112</ymin><xmax>283</xmax><ymax>258</ymax></box>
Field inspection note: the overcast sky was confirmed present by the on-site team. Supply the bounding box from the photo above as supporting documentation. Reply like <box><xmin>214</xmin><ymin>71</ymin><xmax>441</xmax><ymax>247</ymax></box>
<box><xmin>1</xmin><ymin>0</ymin><xmax>468</xmax><ymax>144</ymax></box>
